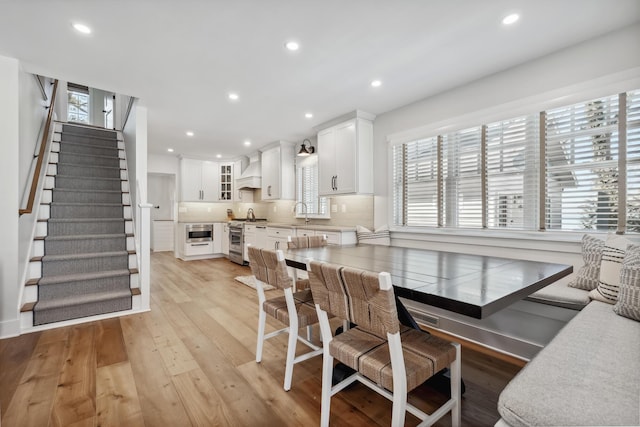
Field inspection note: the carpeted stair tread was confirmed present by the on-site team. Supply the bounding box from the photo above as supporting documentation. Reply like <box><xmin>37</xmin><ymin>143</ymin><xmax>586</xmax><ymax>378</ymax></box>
<box><xmin>43</xmin><ymin>250</ymin><xmax>128</xmax><ymax>262</ymax></box>
<box><xmin>34</xmin><ymin>288</ymin><xmax>132</xmax><ymax>311</ymax></box>
<box><xmin>48</xmin><ymin>217</ymin><xmax>125</xmax><ymax>223</ymax></box>
<box><xmin>61</xmin><ymin>130</ymin><xmax>118</xmax><ymax>140</ymax></box>
<box><xmin>53</xmin><ymin>188</ymin><xmax>122</xmax><ymax>195</ymax></box>
<box><xmin>53</xmin><ymin>174</ymin><xmax>121</xmax><ymax>182</ymax></box>
<box><xmin>37</xmin><ymin>269</ymin><xmax>131</xmax><ymax>286</ymax></box>
<box><xmin>45</xmin><ymin>233</ymin><xmax>126</xmax><ymax>241</ymax></box>
<box><xmin>56</xmin><ymin>162</ymin><xmax>121</xmax><ymax>171</ymax></box>
<box><xmin>50</xmin><ymin>202</ymin><xmax>125</xmax><ymax>207</ymax></box>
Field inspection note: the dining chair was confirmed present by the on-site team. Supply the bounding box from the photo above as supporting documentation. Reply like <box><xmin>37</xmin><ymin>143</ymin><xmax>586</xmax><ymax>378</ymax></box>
<box><xmin>248</xmin><ymin>246</ymin><xmax>323</xmax><ymax>391</ymax></box>
<box><xmin>287</xmin><ymin>234</ymin><xmax>328</xmax><ymax>249</ymax></box>
<box><xmin>287</xmin><ymin>234</ymin><xmax>327</xmax><ymax>287</ymax></box>
<box><xmin>307</xmin><ymin>260</ymin><xmax>461</xmax><ymax>427</ymax></box>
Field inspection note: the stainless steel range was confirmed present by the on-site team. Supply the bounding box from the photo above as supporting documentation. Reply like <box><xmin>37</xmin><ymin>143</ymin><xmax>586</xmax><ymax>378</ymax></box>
<box><xmin>228</xmin><ymin>218</ymin><xmax>267</xmax><ymax>265</ymax></box>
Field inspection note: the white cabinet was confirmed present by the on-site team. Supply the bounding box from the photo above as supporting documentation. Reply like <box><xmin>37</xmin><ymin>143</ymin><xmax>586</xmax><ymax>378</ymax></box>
<box><xmin>261</xmin><ymin>142</ymin><xmax>295</xmax><ymax>200</ymax></box>
<box><xmin>180</xmin><ymin>158</ymin><xmax>219</xmax><ymax>202</ymax></box>
<box><xmin>219</xmin><ymin>163</ymin><xmax>233</xmax><ymax>201</ymax></box>
<box><xmin>180</xmin><ymin>159</ymin><xmax>236</xmax><ymax>202</ymax></box>
<box><xmin>184</xmin><ymin>241</ymin><xmax>214</xmax><ymax>256</ymax></box>
<box><xmin>152</xmin><ymin>221</ymin><xmax>174</xmax><ymax>252</ymax></box>
<box><xmin>243</xmin><ymin>224</ymin><xmax>268</xmax><ymax>262</ymax></box>
<box><xmin>294</xmin><ymin>228</ymin><xmax>357</xmax><ymax>245</ymax></box>
<box><xmin>221</xmin><ymin>223</ymin><xmax>229</xmax><ymax>255</ymax></box>
<box><xmin>213</xmin><ymin>223</ymin><xmax>223</xmax><ymax>254</ymax></box>
<box><xmin>317</xmin><ymin>117</ymin><xmax>373</xmax><ymax>196</ymax></box>
<box><xmin>267</xmin><ymin>227</ymin><xmax>295</xmax><ymax>250</ymax></box>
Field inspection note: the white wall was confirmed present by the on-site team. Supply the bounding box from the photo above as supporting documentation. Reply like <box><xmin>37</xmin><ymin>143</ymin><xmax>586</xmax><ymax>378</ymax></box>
<box><xmin>0</xmin><ymin>55</ymin><xmax>21</xmax><ymax>337</ymax></box>
<box><xmin>373</xmin><ymin>24</ymin><xmax>640</xmax><ymax>232</ymax></box>
<box><xmin>148</xmin><ymin>153</ymin><xmax>179</xmax><ymax>175</ymax></box>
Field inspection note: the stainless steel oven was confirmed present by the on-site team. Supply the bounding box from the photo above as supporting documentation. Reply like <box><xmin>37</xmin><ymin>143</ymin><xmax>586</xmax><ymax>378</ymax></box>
<box><xmin>185</xmin><ymin>224</ymin><xmax>213</xmax><ymax>243</ymax></box>
<box><xmin>228</xmin><ymin>222</ymin><xmax>244</xmax><ymax>264</ymax></box>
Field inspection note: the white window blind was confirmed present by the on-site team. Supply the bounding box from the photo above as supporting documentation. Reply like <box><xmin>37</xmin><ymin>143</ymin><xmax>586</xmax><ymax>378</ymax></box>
<box><xmin>296</xmin><ymin>155</ymin><xmax>328</xmax><ymax>216</ymax></box>
<box><xmin>545</xmin><ymin>95</ymin><xmax>620</xmax><ymax>231</ymax></box>
<box><xmin>398</xmin><ymin>137</ymin><xmax>441</xmax><ymax>226</ymax></box>
<box><xmin>444</xmin><ymin>127</ymin><xmax>483</xmax><ymax>228</ymax></box>
<box><xmin>627</xmin><ymin>90</ymin><xmax>640</xmax><ymax>232</ymax></box>
<box><xmin>486</xmin><ymin>115</ymin><xmax>539</xmax><ymax>229</ymax></box>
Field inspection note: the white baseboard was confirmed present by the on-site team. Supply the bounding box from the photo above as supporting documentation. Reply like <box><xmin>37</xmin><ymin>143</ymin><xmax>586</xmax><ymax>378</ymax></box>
<box><xmin>0</xmin><ymin>317</ymin><xmax>21</xmax><ymax>339</ymax></box>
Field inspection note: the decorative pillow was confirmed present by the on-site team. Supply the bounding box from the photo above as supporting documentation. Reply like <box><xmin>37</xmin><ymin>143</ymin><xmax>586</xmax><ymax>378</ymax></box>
<box><xmin>356</xmin><ymin>225</ymin><xmax>390</xmax><ymax>246</ymax></box>
<box><xmin>589</xmin><ymin>234</ymin><xmax>631</xmax><ymax>304</ymax></box>
<box><xmin>613</xmin><ymin>244</ymin><xmax>640</xmax><ymax>321</ymax></box>
<box><xmin>568</xmin><ymin>234</ymin><xmax>605</xmax><ymax>290</ymax></box>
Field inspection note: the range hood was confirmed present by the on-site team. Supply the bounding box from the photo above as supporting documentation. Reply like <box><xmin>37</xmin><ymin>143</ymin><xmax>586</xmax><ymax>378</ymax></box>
<box><xmin>236</xmin><ymin>153</ymin><xmax>262</xmax><ymax>190</ymax></box>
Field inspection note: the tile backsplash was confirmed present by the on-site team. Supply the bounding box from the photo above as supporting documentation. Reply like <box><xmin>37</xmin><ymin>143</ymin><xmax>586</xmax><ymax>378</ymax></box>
<box><xmin>178</xmin><ymin>193</ymin><xmax>373</xmax><ymax>229</ymax></box>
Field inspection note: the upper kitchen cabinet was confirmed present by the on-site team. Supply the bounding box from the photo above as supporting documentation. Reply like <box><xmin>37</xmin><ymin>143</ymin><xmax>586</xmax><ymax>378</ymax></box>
<box><xmin>180</xmin><ymin>157</ymin><xmax>235</xmax><ymax>202</ymax></box>
<box><xmin>219</xmin><ymin>163</ymin><xmax>233</xmax><ymax>201</ymax></box>
<box><xmin>261</xmin><ymin>141</ymin><xmax>295</xmax><ymax>201</ymax></box>
<box><xmin>316</xmin><ymin>111</ymin><xmax>375</xmax><ymax>196</ymax></box>
<box><xmin>180</xmin><ymin>158</ymin><xmax>218</xmax><ymax>202</ymax></box>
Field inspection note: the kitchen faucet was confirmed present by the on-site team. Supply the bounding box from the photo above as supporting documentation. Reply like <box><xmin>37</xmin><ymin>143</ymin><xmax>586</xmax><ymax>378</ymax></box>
<box><xmin>293</xmin><ymin>202</ymin><xmax>310</xmax><ymax>224</ymax></box>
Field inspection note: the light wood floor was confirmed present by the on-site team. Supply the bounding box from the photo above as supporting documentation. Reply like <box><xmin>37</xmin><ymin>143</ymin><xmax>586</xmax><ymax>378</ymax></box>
<box><xmin>1</xmin><ymin>252</ymin><xmax>522</xmax><ymax>426</ymax></box>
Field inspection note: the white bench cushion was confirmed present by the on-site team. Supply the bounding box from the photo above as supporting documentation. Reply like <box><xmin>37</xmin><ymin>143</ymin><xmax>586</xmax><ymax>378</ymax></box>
<box><xmin>498</xmin><ymin>301</ymin><xmax>640</xmax><ymax>427</ymax></box>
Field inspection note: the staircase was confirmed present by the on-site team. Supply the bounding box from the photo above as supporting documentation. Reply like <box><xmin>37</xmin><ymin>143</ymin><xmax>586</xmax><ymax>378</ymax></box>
<box><xmin>23</xmin><ymin>123</ymin><xmax>139</xmax><ymax>326</ymax></box>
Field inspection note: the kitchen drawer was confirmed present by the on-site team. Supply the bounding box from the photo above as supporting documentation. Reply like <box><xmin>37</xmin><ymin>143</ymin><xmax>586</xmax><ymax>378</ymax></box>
<box><xmin>296</xmin><ymin>229</ymin><xmax>315</xmax><ymax>238</ymax></box>
<box><xmin>267</xmin><ymin>227</ymin><xmax>294</xmax><ymax>238</ymax></box>
<box><xmin>323</xmin><ymin>231</ymin><xmax>341</xmax><ymax>245</ymax></box>
<box><xmin>245</xmin><ymin>224</ymin><xmax>257</xmax><ymax>233</ymax></box>
<box><xmin>184</xmin><ymin>241</ymin><xmax>214</xmax><ymax>256</ymax></box>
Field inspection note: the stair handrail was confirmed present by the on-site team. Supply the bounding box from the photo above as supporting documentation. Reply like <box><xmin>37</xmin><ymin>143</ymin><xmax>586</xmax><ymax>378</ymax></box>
<box><xmin>19</xmin><ymin>79</ymin><xmax>59</xmax><ymax>216</ymax></box>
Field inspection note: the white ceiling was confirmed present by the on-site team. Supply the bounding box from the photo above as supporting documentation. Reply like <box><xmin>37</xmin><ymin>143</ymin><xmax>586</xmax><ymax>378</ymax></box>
<box><xmin>1</xmin><ymin>1</ymin><xmax>639</xmax><ymax>160</ymax></box>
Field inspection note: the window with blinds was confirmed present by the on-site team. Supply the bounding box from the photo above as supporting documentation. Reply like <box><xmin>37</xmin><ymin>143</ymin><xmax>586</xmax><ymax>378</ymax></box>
<box><xmin>545</xmin><ymin>95</ymin><xmax>619</xmax><ymax>231</ymax></box>
<box><xmin>296</xmin><ymin>155</ymin><xmax>328</xmax><ymax>216</ymax></box>
<box><xmin>486</xmin><ymin>115</ymin><xmax>539</xmax><ymax>229</ymax></box>
<box><xmin>627</xmin><ymin>90</ymin><xmax>640</xmax><ymax>232</ymax></box>
<box><xmin>391</xmin><ymin>88</ymin><xmax>640</xmax><ymax>234</ymax></box>
<box><xmin>444</xmin><ymin>127</ymin><xmax>483</xmax><ymax>228</ymax></box>
<box><xmin>393</xmin><ymin>137</ymin><xmax>441</xmax><ymax>226</ymax></box>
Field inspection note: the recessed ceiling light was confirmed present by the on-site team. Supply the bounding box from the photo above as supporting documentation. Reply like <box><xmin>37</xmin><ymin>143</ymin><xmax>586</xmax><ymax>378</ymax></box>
<box><xmin>216</xmin><ymin>154</ymin><xmax>222</xmax><ymax>159</ymax></box>
<box><xmin>502</xmin><ymin>13</ymin><xmax>520</xmax><ymax>25</ymax></box>
<box><xmin>72</xmin><ymin>23</ymin><xmax>92</xmax><ymax>34</ymax></box>
<box><xmin>228</xmin><ymin>93</ymin><xmax>239</xmax><ymax>101</ymax></box>
<box><xmin>186</xmin><ymin>131</ymin><xmax>194</xmax><ymax>137</ymax></box>
<box><xmin>167</xmin><ymin>148</ymin><xmax>174</xmax><ymax>153</ymax></box>
<box><xmin>305</xmin><ymin>112</ymin><xmax>313</xmax><ymax>119</ymax></box>
<box><xmin>371</xmin><ymin>80</ymin><xmax>382</xmax><ymax>88</ymax></box>
<box><xmin>244</xmin><ymin>140</ymin><xmax>251</xmax><ymax>146</ymax></box>
<box><xmin>285</xmin><ymin>41</ymin><xmax>300</xmax><ymax>51</ymax></box>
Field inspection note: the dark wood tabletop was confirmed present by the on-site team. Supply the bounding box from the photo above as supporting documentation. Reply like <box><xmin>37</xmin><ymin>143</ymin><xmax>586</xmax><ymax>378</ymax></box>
<box><xmin>284</xmin><ymin>245</ymin><xmax>573</xmax><ymax>319</ymax></box>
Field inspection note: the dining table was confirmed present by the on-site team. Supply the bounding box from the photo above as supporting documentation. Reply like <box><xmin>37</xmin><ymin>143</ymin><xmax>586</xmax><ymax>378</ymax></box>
<box><xmin>284</xmin><ymin>244</ymin><xmax>573</xmax><ymax>320</ymax></box>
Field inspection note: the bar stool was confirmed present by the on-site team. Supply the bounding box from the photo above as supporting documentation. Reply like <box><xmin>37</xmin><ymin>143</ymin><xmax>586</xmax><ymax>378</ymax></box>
<box><xmin>248</xmin><ymin>246</ymin><xmax>322</xmax><ymax>391</ymax></box>
<box><xmin>307</xmin><ymin>260</ymin><xmax>461</xmax><ymax>427</ymax></box>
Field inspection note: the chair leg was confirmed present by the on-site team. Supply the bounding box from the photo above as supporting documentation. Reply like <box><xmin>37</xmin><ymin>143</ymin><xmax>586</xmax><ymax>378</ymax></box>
<box><xmin>390</xmin><ymin>381</ymin><xmax>408</xmax><ymax>427</ymax></box>
<box><xmin>283</xmin><ymin>324</ymin><xmax>298</xmax><ymax>391</ymax></box>
<box><xmin>450</xmin><ymin>343</ymin><xmax>462</xmax><ymax>427</ymax></box>
<box><xmin>256</xmin><ymin>307</ymin><xmax>266</xmax><ymax>363</ymax></box>
<box><xmin>306</xmin><ymin>325</ymin><xmax>313</xmax><ymax>342</ymax></box>
<box><xmin>320</xmin><ymin>352</ymin><xmax>334</xmax><ymax>427</ymax></box>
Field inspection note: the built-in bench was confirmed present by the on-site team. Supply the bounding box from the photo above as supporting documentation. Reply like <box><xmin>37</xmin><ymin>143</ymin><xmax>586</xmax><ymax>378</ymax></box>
<box><xmin>525</xmin><ymin>275</ymin><xmax>590</xmax><ymax>311</ymax></box>
<box><xmin>496</xmin><ymin>299</ymin><xmax>640</xmax><ymax>426</ymax></box>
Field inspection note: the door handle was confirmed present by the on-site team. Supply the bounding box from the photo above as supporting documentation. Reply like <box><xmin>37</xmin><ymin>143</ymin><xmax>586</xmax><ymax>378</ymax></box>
<box><xmin>268</xmin><ymin>185</ymin><xmax>272</xmax><ymax>197</ymax></box>
<box><xmin>191</xmin><ymin>243</ymin><xmax>209</xmax><ymax>247</ymax></box>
